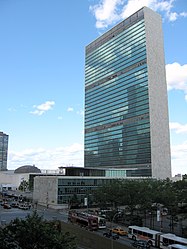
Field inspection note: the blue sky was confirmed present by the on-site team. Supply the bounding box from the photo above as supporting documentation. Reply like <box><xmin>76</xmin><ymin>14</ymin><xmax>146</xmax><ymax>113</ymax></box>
<box><xmin>0</xmin><ymin>0</ymin><xmax>187</xmax><ymax>176</ymax></box>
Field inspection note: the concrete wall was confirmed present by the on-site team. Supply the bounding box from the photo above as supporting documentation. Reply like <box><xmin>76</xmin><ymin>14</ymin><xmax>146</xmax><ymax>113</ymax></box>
<box><xmin>144</xmin><ymin>7</ymin><xmax>171</xmax><ymax>179</ymax></box>
<box><xmin>33</xmin><ymin>176</ymin><xmax>65</xmax><ymax>209</ymax></box>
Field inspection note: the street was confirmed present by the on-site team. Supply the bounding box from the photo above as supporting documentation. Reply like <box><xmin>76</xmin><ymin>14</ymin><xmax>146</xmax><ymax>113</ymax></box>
<box><xmin>0</xmin><ymin>205</ymin><xmax>68</xmax><ymax>225</ymax></box>
<box><xmin>0</xmin><ymin>205</ymin><xmax>135</xmax><ymax>249</ymax></box>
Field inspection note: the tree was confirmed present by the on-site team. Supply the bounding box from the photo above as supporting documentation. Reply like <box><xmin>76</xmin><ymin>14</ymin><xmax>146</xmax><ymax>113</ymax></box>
<box><xmin>93</xmin><ymin>179</ymin><xmax>125</xmax><ymax>209</ymax></box>
<box><xmin>69</xmin><ymin>194</ymin><xmax>81</xmax><ymax>209</ymax></box>
<box><xmin>18</xmin><ymin>180</ymin><xmax>29</xmax><ymax>192</ymax></box>
<box><xmin>0</xmin><ymin>211</ymin><xmax>77</xmax><ymax>249</ymax></box>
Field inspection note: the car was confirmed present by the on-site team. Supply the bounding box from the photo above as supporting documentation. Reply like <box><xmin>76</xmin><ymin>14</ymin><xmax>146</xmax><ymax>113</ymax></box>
<box><xmin>19</xmin><ymin>204</ymin><xmax>29</xmax><ymax>210</ymax></box>
<box><xmin>111</xmin><ymin>227</ymin><xmax>128</xmax><ymax>236</ymax></box>
<box><xmin>3</xmin><ymin>203</ymin><xmax>11</xmax><ymax>209</ymax></box>
<box><xmin>103</xmin><ymin>231</ymin><xmax>119</xmax><ymax>240</ymax></box>
<box><xmin>131</xmin><ymin>240</ymin><xmax>151</xmax><ymax>249</ymax></box>
<box><xmin>10</xmin><ymin>202</ymin><xmax>19</xmax><ymax>208</ymax></box>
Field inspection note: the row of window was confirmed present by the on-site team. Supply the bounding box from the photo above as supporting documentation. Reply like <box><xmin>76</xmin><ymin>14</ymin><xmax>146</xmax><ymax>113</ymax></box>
<box><xmin>85</xmin><ymin>135</ymin><xmax>150</xmax><ymax>149</ymax></box>
<box><xmin>85</xmin><ymin>140</ymin><xmax>150</xmax><ymax>156</ymax></box>
<box><xmin>85</xmin><ymin>89</ymin><xmax>149</xmax><ymax>120</ymax></box>
<box><xmin>85</xmin><ymin>95</ymin><xmax>149</xmax><ymax>121</ymax></box>
<box><xmin>85</xmin><ymin>136</ymin><xmax>150</xmax><ymax>149</ymax></box>
<box><xmin>85</xmin><ymin>150</ymin><xmax>151</xmax><ymax>160</ymax></box>
<box><xmin>85</xmin><ymin>157</ymin><xmax>151</xmax><ymax>166</ymax></box>
<box><xmin>58</xmin><ymin>179</ymin><xmax>108</xmax><ymax>186</ymax></box>
<box><xmin>130</xmin><ymin>229</ymin><xmax>153</xmax><ymax>239</ymax></box>
<box><xmin>86</xmin><ymin>28</ymin><xmax>146</xmax><ymax>79</ymax></box>
<box><xmin>86</xmin><ymin>47</ymin><xmax>146</xmax><ymax>85</ymax></box>
<box><xmin>85</xmin><ymin>107</ymin><xmax>149</xmax><ymax>130</ymax></box>
<box><xmin>85</xmin><ymin>117</ymin><xmax>150</xmax><ymax>139</ymax></box>
<box><xmin>86</xmin><ymin>66</ymin><xmax>147</xmax><ymax>97</ymax></box>
<box><xmin>85</xmin><ymin>112</ymin><xmax>149</xmax><ymax>133</ymax></box>
<box><xmin>85</xmin><ymin>104</ymin><xmax>149</xmax><ymax>129</ymax></box>
<box><xmin>85</xmin><ymin>126</ymin><xmax>150</xmax><ymax>144</ymax></box>
<box><xmin>86</xmin><ymin>43</ymin><xmax>146</xmax><ymax>83</ymax></box>
<box><xmin>86</xmin><ymin>9</ymin><xmax>144</xmax><ymax>55</ymax></box>
<box><xmin>86</xmin><ymin>19</ymin><xmax>145</xmax><ymax>63</ymax></box>
<box><xmin>85</xmin><ymin>144</ymin><xmax>151</xmax><ymax>155</ymax></box>
<box><xmin>86</xmin><ymin>41</ymin><xmax>146</xmax><ymax>77</ymax></box>
<box><xmin>85</xmin><ymin>37</ymin><xmax>146</xmax><ymax>78</ymax></box>
<box><xmin>85</xmin><ymin>73</ymin><xmax>148</xmax><ymax>109</ymax></box>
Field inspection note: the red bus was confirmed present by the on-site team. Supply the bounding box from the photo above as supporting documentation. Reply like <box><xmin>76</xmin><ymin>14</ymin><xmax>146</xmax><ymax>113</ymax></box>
<box><xmin>68</xmin><ymin>211</ymin><xmax>98</xmax><ymax>231</ymax></box>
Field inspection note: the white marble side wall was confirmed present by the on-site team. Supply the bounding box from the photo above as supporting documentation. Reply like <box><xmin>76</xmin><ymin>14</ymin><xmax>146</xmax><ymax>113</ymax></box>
<box><xmin>144</xmin><ymin>7</ymin><xmax>171</xmax><ymax>179</ymax></box>
<box><xmin>33</xmin><ymin>176</ymin><xmax>58</xmax><ymax>206</ymax></box>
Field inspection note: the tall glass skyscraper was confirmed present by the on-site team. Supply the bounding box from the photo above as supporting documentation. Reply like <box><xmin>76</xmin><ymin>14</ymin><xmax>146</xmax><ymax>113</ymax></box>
<box><xmin>0</xmin><ymin>131</ymin><xmax>9</xmax><ymax>171</ymax></box>
<box><xmin>84</xmin><ymin>7</ymin><xmax>171</xmax><ymax>179</ymax></box>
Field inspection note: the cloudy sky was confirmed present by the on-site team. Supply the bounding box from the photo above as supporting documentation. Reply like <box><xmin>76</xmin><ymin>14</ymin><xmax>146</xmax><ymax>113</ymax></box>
<box><xmin>0</xmin><ymin>0</ymin><xmax>187</xmax><ymax>176</ymax></box>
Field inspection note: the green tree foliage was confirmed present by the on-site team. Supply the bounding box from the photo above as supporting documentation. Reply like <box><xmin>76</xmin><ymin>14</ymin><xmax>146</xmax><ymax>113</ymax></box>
<box><xmin>69</xmin><ymin>194</ymin><xmax>81</xmax><ymax>209</ymax></box>
<box><xmin>0</xmin><ymin>211</ymin><xmax>77</xmax><ymax>249</ymax></box>
<box><xmin>93</xmin><ymin>178</ymin><xmax>187</xmax><ymax>216</ymax></box>
<box><xmin>18</xmin><ymin>180</ymin><xmax>29</xmax><ymax>192</ymax></box>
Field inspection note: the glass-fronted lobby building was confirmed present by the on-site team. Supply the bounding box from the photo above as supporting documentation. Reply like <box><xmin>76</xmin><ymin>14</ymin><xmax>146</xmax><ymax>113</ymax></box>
<box><xmin>85</xmin><ymin>7</ymin><xmax>171</xmax><ymax>179</ymax></box>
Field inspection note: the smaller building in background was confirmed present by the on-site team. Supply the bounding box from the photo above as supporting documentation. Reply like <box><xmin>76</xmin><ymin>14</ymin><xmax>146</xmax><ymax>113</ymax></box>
<box><xmin>14</xmin><ymin>164</ymin><xmax>41</xmax><ymax>174</ymax></box>
<box><xmin>33</xmin><ymin>175</ymin><xmax>116</xmax><ymax>209</ymax></box>
<box><xmin>0</xmin><ymin>132</ymin><xmax>9</xmax><ymax>171</ymax></box>
<box><xmin>0</xmin><ymin>165</ymin><xmax>41</xmax><ymax>191</ymax></box>
<box><xmin>0</xmin><ymin>170</ymin><xmax>29</xmax><ymax>191</ymax></box>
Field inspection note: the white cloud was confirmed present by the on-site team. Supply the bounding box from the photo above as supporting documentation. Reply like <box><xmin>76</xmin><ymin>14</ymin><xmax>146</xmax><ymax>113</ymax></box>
<box><xmin>171</xmin><ymin>141</ymin><xmax>187</xmax><ymax>176</ymax></box>
<box><xmin>76</xmin><ymin>109</ymin><xmax>84</xmax><ymax>116</ymax></box>
<box><xmin>89</xmin><ymin>0</ymin><xmax>122</xmax><ymax>29</ymax></box>
<box><xmin>8</xmin><ymin>107</ymin><xmax>16</xmax><ymax>112</ymax></box>
<box><xmin>167</xmin><ymin>11</ymin><xmax>178</xmax><ymax>21</ymax></box>
<box><xmin>166</xmin><ymin>63</ymin><xmax>187</xmax><ymax>97</ymax></box>
<box><xmin>8</xmin><ymin>143</ymin><xmax>84</xmax><ymax>170</ymax></box>
<box><xmin>180</xmin><ymin>12</ymin><xmax>187</xmax><ymax>17</ymax></box>
<box><xmin>169</xmin><ymin>122</ymin><xmax>187</xmax><ymax>175</ymax></box>
<box><xmin>90</xmin><ymin>0</ymin><xmax>187</xmax><ymax>29</ymax></box>
<box><xmin>30</xmin><ymin>101</ymin><xmax>55</xmax><ymax>116</ymax></box>
<box><xmin>121</xmin><ymin>0</ymin><xmax>156</xmax><ymax>19</ymax></box>
<box><xmin>7</xmin><ymin>142</ymin><xmax>187</xmax><ymax>176</ymax></box>
<box><xmin>67</xmin><ymin>107</ymin><xmax>74</xmax><ymax>112</ymax></box>
<box><xmin>170</xmin><ymin>122</ymin><xmax>187</xmax><ymax>134</ymax></box>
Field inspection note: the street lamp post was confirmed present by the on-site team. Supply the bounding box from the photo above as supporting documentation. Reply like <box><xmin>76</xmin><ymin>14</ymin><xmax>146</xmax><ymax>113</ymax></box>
<box><xmin>111</xmin><ymin>212</ymin><xmax>119</xmax><ymax>249</ymax></box>
<box><xmin>46</xmin><ymin>191</ymin><xmax>49</xmax><ymax>209</ymax></box>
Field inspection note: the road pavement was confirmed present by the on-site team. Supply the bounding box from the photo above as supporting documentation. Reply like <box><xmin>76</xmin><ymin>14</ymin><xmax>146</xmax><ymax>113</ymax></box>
<box><xmin>0</xmin><ymin>205</ymin><xmax>68</xmax><ymax>225</ymax></box>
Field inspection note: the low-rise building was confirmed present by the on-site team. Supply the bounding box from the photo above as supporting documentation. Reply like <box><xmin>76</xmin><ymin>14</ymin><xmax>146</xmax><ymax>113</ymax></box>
<box><xmin>33</xmin><ymin>175</ymin><xmax>116</xmax><ymax>209</ymax></box>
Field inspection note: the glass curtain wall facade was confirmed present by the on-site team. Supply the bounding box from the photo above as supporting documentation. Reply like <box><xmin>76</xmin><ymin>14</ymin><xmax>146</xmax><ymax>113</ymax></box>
<box><xmin>85</xmin><ymin>7</ymin><xmax>171</xmax><ymax>179</ymax></box>
<box><xmin>0</xmin><ymin>132</ymin><xmax>9</xmax><ymax>171</ymax></box>
<box><xmin>57</xmin><ymin>177</ymin><xmax>113</xmax><ymax>205</ymax></box>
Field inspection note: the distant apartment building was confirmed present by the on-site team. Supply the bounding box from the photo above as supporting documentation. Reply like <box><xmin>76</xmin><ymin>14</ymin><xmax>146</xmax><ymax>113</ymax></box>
<box><xmin>0</xmin><ymin>132</ymin><xmax>8</xmax><ymax>171</ymax></box>
<box><xmin>85</xmin><ymin>7</ymin><xmax>171</xmax><ymax>179</ymax></box>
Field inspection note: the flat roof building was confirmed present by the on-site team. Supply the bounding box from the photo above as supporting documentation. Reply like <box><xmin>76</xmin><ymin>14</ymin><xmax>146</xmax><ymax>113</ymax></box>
<box><xmin>33</xmin><ymin>175</ymin><xmax>129</xmax><ymax>209</ymax></box>
<box><xmin>0</xmin><ymin>132</ymin><xmax>8</xmax><ymax>171</ymax></box>
<box><xmin>85</xmin><ymin>7</ymin><xmax>171</xmax><ymax>179</ymax></box>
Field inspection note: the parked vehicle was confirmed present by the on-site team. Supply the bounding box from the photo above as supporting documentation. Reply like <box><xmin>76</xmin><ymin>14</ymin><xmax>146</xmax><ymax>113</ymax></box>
<box><xmin>10</xmin><ymin>202</ymin><xmax>19</xmax><ymax>208</ymax></box>
<box><xmin>3</xmin><ymin>203</ymin><xmax>11</xmax><ymax>209</ymax></box>
<box><xmin>128</xmin><ymin>225</ymin><xmax>187</xmax><ymax>248</ymax></box>
<box><xmin>19</xmin><ymin>204</ymin><xmax>29</xmax><ymax>210</ymax></box>
<box><xmin>111</xmin><ymin>227</ymin><xmax>128</xmax><ymax>236</ymax></box>
<box><xmin>132</xmin><ymin>240</ymin><xmax>151</xmax><ymax>248</ymax></box>
<box><xmin>103</xmin><ymin>231</ymin><xmax>119</xmax><ymax>240</ymax></box>
<box><xmin>68</xmin><ymin>211</ymin><xmax>98</xmax><ymax>231</ymax></box>
<box><xmin>128</xmin><ymin>225</ymin><xmax>161</xmax><ymax>247</ymax></box>
<box><xmin>160</xmin><ymin>233</ymin><xmax>187</xmax><ymax>249</ymax></box>
<box><xmin>168</xmin><ymin>244</ymin><xmax>187</xmax><ymax>249</ymax></box>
